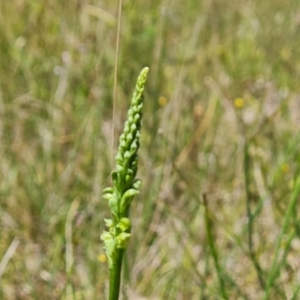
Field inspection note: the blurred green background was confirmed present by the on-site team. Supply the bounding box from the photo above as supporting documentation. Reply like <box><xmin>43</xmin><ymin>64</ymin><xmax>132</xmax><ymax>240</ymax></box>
<box><xmin>1</xmin><ymin>0</ymin><xmax>300</xmax><ymax>299</ymax></box>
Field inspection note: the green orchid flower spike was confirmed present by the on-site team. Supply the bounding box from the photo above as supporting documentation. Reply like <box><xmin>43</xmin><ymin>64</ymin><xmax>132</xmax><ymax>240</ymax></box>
<box><xmin>101</xmin><ymin>67</ymin><xmax>149</xmax><ymax>300</ymax></box>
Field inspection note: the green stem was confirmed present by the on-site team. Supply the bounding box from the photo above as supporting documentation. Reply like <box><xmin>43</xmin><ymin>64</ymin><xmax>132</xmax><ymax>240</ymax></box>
<box><xmin>109</xmin><ymin>249</ymin><xmax>125</xmax><ymax>300</ymax></box>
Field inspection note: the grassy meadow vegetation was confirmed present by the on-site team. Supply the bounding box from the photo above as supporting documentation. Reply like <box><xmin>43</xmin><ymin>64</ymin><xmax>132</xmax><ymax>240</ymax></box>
<box><xmin>1</xmin><ymin>0</ymin><xmax>300</xmax><ymax>299</ymax></box>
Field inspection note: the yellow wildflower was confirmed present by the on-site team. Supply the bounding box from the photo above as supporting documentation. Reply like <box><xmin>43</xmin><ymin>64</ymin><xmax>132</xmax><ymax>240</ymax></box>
<box><xmin>98</xmin><ymin>253</ymin><xmax>107</xmax><ymax>263</ymax></box>
<box><xmin>158</xmin><ymin>96</ymin><xmax>168</xmax><ymax>107</ymax></box>
<box><xmin>234</xmin><ymin>98</ymin><xmax>244</xmax><ymax>108</ymax></box>
<box><xmin>281</xmin><ymin>163</ymin><xmax>290</xmax><ymax>173</ymax></box>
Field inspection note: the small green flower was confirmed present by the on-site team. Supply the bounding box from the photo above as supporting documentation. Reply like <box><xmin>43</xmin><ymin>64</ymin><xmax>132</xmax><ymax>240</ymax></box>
<box><xmin>116</xmin><ymin>232</ymin><xmax>131</xmax><ymax>249</ymax></box>
<box><xmin>117</xmin><ymin>218</ymin><xmax>131</xmax><ymax>232</ymax></box>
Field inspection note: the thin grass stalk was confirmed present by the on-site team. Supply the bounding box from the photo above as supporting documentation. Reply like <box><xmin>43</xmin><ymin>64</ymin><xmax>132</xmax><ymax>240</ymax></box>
<box><xmin>203</xmin><ymin>194</ymin><xmax>228</xmax><ymax>300</ymax></box>
<box><xmin>112</xmin><ymin>0</ymin><xmax>123</xmax><ymax>166</ymax></box>
<box><xmin>291</xmin><ymin>285</ymin><xmax>300</xmax><ymax>300</ymax></box>
<box><xmin>264</xmin><ymin>174</ymin><xmax>300</xmax><ymax>299</ymax></box>
<box><xmin>243</xmin><ymin>139</ymin><xmax>266</xmax><ymax>289</ymax></box>
<box><xmin>65</xmin><ymin>200</ymin><xmax>79</xmax><ymax>300</ymax></box>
